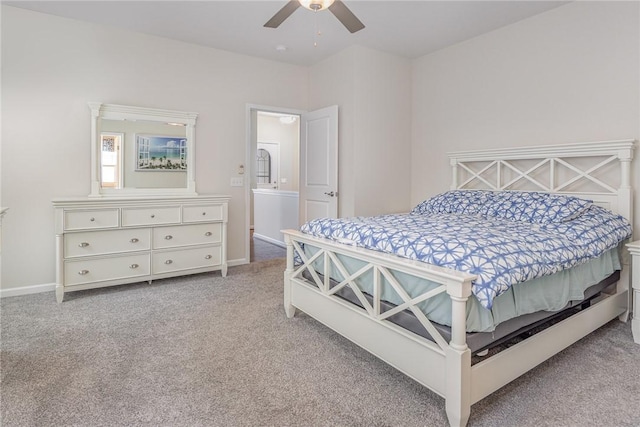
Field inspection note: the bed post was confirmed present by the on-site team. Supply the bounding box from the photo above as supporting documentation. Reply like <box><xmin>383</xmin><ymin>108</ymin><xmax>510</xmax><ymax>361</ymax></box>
<box><xmin>283</xmin><ymin>233</ymin><xmax>296</xmax><ymax>318</ymax></box>
<box><xmin>445</xmin><ymin>279</ymin><xmax>473</xmax><ymax>427</ymax></box>
<box><xmin>617</xmin><ymin>144</ymin><xmax>634</xmax><ymax>323</ymax></box>
<box><xmin>450</xmin><ymin>158</ymin><xmax>459</xmax><ymax>190</ymax></box>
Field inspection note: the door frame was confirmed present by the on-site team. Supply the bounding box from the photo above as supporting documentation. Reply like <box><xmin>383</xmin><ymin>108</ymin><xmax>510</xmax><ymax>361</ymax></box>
<box><xmin>245</xmin><ymin>104</ymin><xmax>304</xmax><ymax>264</ymax></box>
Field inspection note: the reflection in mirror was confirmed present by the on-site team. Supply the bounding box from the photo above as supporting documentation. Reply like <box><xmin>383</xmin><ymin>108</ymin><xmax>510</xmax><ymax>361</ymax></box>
<box><xmin>100</xmin><ymin>132</ymin><xmax>123</xmax><ymax>189</ymax></box>
<box><xmin>100</xmin><ymin>119</ymin><xmax>187</xmax><ymax>190</ymax></box>
<box><xmin>89</xmin><ymin>103</ymin><xmax>198</xmax><ymax>197</ymax></box>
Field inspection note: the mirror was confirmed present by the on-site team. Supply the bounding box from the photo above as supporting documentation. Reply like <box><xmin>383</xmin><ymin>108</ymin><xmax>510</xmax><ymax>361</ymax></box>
<box><xmin>89</xmin><ymin>102</ymin><xmax>198</xmax><ymax>197</ymax></box>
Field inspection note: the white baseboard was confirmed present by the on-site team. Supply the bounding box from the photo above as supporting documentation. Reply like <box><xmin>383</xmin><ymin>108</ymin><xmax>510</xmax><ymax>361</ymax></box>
<box><xmin>1</xmin><ymin>282</ymin><xmax>56</xmax><ymax>298</ymax></box>
<box><xmin>253</xmin><ymin>233</ymin><xmax>286</xmax><ymax>248</ymax></box>
<box><xmin>228</xmin><ymin>258</ymin><xmax>249</xmax><ymax>267</ymax></box>
<box><xmin>0</xmin><ymin>260</ymin><xmax>255</xmax><ymax>298</ymax></box>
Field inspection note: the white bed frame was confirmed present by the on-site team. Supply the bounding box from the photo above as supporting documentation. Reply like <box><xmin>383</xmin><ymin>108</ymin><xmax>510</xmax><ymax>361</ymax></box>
<box><xmin>282</xmin><ymin>140</ymin><xmax>635</xmax><ymax>426</ymax></box>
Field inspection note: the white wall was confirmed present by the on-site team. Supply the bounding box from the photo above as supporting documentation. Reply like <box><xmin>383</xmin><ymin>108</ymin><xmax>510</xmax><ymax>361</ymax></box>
<box><xmin>1</xmin><ymin>6</ymin><xmax>308</xmax><ymax>291</ymax></box>
<box><xmin>3</xmin><ymin>2</ymin><xmax>638</xmax><ymax>293</ymax></box>
<box><xmin>252</xmin><ymin>189</ymin><xmax>299</xmax><ymax>245</ymax></box>
<box><xmin>411</xmin><ymin>1</ymin><xmax>640</xmax><ymax>233</ymax></box>
<box><xmin>352</xmin><ymin>47</ymin><xmax>413</xmax><ymax>216</ymax></box>
<box><xmin>309</xmin><ymin>45</ymin><xmax>413</xmax><ymax>217</ymax></box>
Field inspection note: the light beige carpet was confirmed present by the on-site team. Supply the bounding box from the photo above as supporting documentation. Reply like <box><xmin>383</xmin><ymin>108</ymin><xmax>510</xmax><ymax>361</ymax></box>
<box><xmin>2</xmin><ymin>259</ymin><xmax>639</xmax><ymax>426</ymax></box>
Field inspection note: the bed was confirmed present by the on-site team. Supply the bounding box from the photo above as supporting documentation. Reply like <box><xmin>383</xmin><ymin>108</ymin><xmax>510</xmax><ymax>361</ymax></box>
<box><xmin>282</xmin><ymin>140</ymin><xmax>636</xmax><ymax>427</ymax></box>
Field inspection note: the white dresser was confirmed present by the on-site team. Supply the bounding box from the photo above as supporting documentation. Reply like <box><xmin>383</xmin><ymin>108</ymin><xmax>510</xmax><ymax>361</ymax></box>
<box><xmin>53</xmin><ymin>195</ymin><xmax>229</xmax><ymax>302</ymax></box>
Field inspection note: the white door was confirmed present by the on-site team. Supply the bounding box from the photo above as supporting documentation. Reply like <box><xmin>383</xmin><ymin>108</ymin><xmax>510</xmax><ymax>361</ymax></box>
<box><xmin>299</xmin><ymin>105</ymin><xmax>338</xmax><ymax>224</ymax></box>
<box><xmin>256</xmin><ymin>142</ymin><xmax>280</xmax><ymax>190</ymax></box>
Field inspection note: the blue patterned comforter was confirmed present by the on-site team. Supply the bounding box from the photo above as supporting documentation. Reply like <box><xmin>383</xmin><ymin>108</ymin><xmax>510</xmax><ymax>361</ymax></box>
<box><xmin>300</xmin><ymin>205</ymin><xmax>631</xmax><ymax>309</ymax></box>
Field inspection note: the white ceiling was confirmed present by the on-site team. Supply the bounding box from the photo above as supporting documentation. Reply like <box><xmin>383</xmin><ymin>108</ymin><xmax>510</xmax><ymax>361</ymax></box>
<box><xmin>7</xmin><ymin>1</ymin><xmax>569</xmax><ymax>66</ymax></box>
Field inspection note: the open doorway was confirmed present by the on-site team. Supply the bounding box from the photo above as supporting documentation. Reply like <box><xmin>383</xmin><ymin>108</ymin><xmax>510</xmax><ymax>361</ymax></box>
<box><xmin>246</xmin><ymin>106</ymin><xmax>302</xmax><ymax>263</ymax></box>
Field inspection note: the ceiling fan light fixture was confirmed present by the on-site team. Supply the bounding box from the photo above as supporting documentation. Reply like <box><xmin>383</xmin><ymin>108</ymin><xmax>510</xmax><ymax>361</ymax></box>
<box><xmin>299</xmin><ymin>0</ymin><xmax>335</xmax><ymax>12</ymax></box>
<box><xmin>279</xmin><ymin>115</ymin><xmax>297</xmax><ymax>124</ymax></box>
<box><xmin>264</xmin><ymin>0</ymin><xmax>364</xmax><ymax>34</ymax></box>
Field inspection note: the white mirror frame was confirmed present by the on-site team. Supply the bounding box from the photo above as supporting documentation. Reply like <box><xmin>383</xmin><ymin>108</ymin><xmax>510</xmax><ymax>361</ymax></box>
<box><xmin>89</xmin><ymin>102</ymin><xmax>198</xmax><ymax>197</ymax></box>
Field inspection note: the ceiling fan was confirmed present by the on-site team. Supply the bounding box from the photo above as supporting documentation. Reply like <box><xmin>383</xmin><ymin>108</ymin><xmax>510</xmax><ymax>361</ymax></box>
<box><xmin>264</xmin><ymin>0</ymin><xmax>365</xmax><ymax>34</ymax></box>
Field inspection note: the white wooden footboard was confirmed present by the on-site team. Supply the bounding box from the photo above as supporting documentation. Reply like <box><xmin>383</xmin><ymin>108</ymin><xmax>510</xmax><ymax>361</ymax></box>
<box><xmin>284</xmin><ymin>230</ymin><xmax>476</xmax><ymax>426</ymax></box>
<box><xmin>284</xmin><ymin>229</ymin><xmax>478</xmax><ymax>426</ymax></box>
<box><xmin>283</xmin><ymin>229</ymin><xmax>629</xmax><ymax>427</ymax></box>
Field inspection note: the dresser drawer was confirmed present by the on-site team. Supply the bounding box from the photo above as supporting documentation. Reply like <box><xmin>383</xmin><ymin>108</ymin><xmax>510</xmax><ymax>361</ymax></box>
<box><xmin>153</xmin><ymin>223</ymin><xmax>222</xmax><ymax>249</ymax></box>
<box><xmin>64</xmin><ymin>254</ymin><xmax>150</xmax><ymax>286</ymax></box>
<box><xmin>121</xmin><ymin>206</ymin><xmax>180</xmax><ymax>227</ymax></box>
<box><xmin>65</xmin><ymin>228</ymin><xmax>151</xmax><ymax>258</ymax></box>
<box><xmin>183</xmin><ymin>204</ymin><xmax>225</xmax><ymax>223</ymax></box>
<box><xmin>153</xmin><ymin>246</ymin><xmax>222</xmax><ymax>274</ymax></box>
<box><xmin>64</xmin><ymin>209</ymin><xmax>119</xmax><ymax>231</ymax></box>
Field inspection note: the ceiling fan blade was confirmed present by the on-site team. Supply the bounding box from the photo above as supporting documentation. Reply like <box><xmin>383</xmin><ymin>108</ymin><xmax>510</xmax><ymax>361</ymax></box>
<box><xmin>264</xmin><ymin>1</ymin><xmax>301</xmax><ymax>28</ymax></box>
<box><xmin>328</xmin><ymin>0</ymin><xmax>365</xmax><ymax>33</ymax></box>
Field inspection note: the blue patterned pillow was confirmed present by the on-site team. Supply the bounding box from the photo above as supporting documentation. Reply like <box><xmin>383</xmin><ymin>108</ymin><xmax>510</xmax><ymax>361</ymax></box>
<box><xmin>411</xmin><ymin>190</ymin><xmax>492</xmax><ymax>216</ymax></box>
<box><xmin>479</xmin><ymin>191</ymin><xmax>592</xmax><ymax>224</ymax></box>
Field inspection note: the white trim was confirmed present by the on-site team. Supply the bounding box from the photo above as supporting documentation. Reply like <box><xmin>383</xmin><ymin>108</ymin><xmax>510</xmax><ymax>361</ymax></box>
<box><xmin>228</xmin><ymin>257</ymin><xmax>249</xmax><ymax>267</ymax></box>
<box><xmin>253</xmin><ymin>232</ymin><xmax>286</xmax><ymax>248</ymax></box>
<box><xmin>252</xmin><ymin>189</ymin><xmax>299</xmax><ymax>198</ymax></box>
<box><xmin>1</xmin><ymin>283</ymin><xmax>56</xmax><ymax>298</ymax></box>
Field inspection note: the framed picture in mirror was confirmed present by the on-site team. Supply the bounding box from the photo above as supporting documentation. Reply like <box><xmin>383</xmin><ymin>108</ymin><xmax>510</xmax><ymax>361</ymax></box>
<box><xmin>135</xmin><ymin>134</ymin><xmax>187</xmax><ymax>171</ymax></box>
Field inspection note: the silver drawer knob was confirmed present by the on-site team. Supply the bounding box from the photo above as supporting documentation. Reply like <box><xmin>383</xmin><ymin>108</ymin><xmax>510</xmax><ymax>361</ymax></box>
<box><xmin>130</xmin><ymin>264</ymin><xmax>139</xmax><ymax>269</ymax></box>
<box><xmin>205</xmin><ymin>255</ymin><xmax>212</xmax><ymax>260</ymax></box>
<box><xmin>151</xmin><ymin>214</ymin><xmax>155</xmax><ymax>218</ymax></box>
<box><xmin>205</xmin><ymin>232</ymin><xmax>212</xmax><ymax>237</ymax></box>
<box><xmin>165</xmin><ymin>259</ymin><xmax>173</xmax><ymax>265</ymax></box>
<box><xmin>165</xmin><ymin>235</ymin><xmax>173</xmax><ymax>240</ymax></box>
<box><xmin>130</xmin><ymin>238</ymin><xmax>139</xmax><ymax>243</ymax></box>
<box><xmin>90</xmin><ymin>217</ymin><xmax>95</xmax><ymax>222</ymax></box>
<box><xmin>78</xmin><ymin>242</ymin><xmax>90</xmax><ymax>248</ymax></box>
<box><xmin>202</xmin><ymin>212</ymin><xmax>207</xmax><ymax>216</ymax></box>
<box><xmin>78</xmin><ymin>270</ymin><xmax>89</xmax><ymax>275</ymax></box>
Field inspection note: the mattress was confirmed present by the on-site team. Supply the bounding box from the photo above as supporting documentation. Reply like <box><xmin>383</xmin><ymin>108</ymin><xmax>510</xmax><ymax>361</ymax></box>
<box><xmin>325</xmin><ymin>269</ymin><xmax>619</xmax><ymax>354</ymax></box>
<box><xmin>300</xmin><ymin>244</ymin><xmax>623</xmax><ymax>334</ymax></box>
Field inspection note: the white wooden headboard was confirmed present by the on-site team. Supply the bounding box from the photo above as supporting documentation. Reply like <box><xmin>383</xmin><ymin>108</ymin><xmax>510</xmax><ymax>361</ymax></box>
<box><xmin>448</xmin><ymin>140</ymin><xmax>635</xmax><ymax>222</ymax></box>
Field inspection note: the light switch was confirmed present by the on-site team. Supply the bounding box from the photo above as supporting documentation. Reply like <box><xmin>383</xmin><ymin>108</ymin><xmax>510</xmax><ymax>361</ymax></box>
<box><xmin>230</xmin><ymin>177</ymin><xmax>244</xmax><ymax>187</ymax></box>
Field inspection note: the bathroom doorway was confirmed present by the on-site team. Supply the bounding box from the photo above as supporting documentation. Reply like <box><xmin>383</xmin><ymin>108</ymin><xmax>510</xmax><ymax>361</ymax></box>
<box><xmin>246</xmin><ymin>106</ymin><xmax>302</xmax><ymax>262</ymax></box>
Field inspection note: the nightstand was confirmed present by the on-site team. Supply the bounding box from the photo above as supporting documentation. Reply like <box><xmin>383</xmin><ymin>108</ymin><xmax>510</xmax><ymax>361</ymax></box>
<box><xmin>626</xmin><ymin>240</ymin><xmax>640</xmax><ymax>344</ymax></box>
